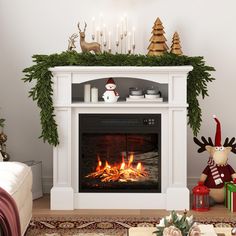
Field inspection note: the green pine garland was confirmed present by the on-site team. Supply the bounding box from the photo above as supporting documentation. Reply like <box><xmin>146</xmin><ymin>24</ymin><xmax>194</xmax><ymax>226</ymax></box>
<box><xmin>0</xmin><ymin>119</ymin><xmax>5</xmax><ymax>128</ymax></box>
<box><xmin>22</xmin><ymin>51</ymin><xmax>215</xmax><ymax>146</ymax></box>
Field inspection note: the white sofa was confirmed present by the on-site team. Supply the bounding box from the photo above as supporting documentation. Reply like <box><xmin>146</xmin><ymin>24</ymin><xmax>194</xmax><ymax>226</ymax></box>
<box><xmin>0</xmin><ymin>162</ymin><xmax>33</xmax><ymax>235</ymax></box>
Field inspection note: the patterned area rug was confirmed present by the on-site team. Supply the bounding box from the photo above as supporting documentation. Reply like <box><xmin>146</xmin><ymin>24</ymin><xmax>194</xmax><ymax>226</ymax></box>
<box><xmin>25</xmin><ymin>215</ymin><xmax>236</xmax><ymax>236</ymax></box>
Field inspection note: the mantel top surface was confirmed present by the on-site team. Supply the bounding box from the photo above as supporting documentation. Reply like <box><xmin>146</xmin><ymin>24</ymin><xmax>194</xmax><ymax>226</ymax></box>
<box><xmin>49</xmin><ymin>66</ymin><xmax>193</xmax><ymax>73</ymax></box>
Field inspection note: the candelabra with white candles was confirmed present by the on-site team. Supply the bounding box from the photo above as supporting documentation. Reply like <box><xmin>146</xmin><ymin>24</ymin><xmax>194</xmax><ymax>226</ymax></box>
<box><xmin>91</xmin><ymin>14</ymin><xmax>136</xmax><ymax>54</ymax></box>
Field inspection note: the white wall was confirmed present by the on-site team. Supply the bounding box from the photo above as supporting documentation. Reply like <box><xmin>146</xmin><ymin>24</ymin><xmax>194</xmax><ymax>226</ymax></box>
<box><xmin>1</xmin><ymin>0</ymin><xmax>236</xmax><ymax>192</ymax></box>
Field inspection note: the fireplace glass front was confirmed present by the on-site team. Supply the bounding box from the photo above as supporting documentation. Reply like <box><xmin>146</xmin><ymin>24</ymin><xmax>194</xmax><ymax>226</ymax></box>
<box><xmin>79</xmin><ymin>114</ymin><xmax>161</xmax><ymax>193</ymax></box>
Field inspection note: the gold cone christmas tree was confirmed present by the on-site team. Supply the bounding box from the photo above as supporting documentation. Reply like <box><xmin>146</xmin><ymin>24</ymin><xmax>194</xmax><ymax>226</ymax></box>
<box><xmin>147</xmin><ymin>18</ymin><xmax>168</xmax><ymax>56</ymax></box>
<box><xmin>170</xmin><ymin>32</ymin><xmax>183</xmax><ymax>55</ymax></box>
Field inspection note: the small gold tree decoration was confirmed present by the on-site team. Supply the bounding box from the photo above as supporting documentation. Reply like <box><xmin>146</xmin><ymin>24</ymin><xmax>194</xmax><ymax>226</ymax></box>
<box><xmin>170</xmin><ymin>32</ymin><xmax>183</xmax><ymax>55</ymax></box>
<box><xmin>147</xmin><ymin>17</ymin><xmax>168</xmax><ymax>56</ymax></box>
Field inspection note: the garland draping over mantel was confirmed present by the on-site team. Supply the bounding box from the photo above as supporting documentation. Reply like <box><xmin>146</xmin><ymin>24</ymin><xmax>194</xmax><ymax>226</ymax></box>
<box><xmin>22</xmin><ymin>52</ymin><xmax>215</xmax><ymax>146</ymax></box>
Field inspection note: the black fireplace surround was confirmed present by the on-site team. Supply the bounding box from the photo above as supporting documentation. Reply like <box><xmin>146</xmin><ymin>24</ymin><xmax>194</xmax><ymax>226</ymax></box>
<box><xmin>79</xmin><ymin>114</ymin><xmax>161</xmax><ymax>193</ymax></box>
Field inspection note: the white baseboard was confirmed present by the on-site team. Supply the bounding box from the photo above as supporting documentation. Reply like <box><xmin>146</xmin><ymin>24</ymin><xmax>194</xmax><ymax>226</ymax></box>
<box><xmin>41</xmin><ymin>176</ymin><xmax>199</xmax><ymax>194</ymax></box>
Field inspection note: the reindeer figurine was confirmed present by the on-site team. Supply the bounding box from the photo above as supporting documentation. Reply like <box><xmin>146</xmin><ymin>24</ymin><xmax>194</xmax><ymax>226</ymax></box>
<box><xmin>67</xmin><ymin>33</ymin><xmax>78</xmax><ymax>51</ymax></box>
<box><xmin>78</xmin><ymin>22</ymin><xmax>101</xmax><ymax>54</ymax></box>
<box><xmin>194</xmin><ymin>115</ymin><xmax>236</xmax><ymax>204</ymax></box>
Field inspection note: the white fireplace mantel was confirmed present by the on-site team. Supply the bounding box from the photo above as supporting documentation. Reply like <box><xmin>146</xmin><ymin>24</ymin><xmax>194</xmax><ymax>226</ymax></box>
<box><xmin>49</xmin><ymin>66</ymin><xmax>193</xmax><ymax>210</ymax></box>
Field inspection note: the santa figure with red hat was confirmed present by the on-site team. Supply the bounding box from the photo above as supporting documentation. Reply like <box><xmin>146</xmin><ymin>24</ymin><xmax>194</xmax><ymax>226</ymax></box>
<box><xmin>102</xmin><ymin>78</ymin><xmax>119</xmax><ymax>103</ymax></box>
<box><xmin>194</xmin><ymin>115</ymin><xmax>236</xmax><ymax>204</ymax></box>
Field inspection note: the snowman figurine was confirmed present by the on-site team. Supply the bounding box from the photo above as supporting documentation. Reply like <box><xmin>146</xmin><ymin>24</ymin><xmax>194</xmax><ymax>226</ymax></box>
<box><xmin>102</xmin><ymin>78</ymin><xmax>119</xmax><ymax>103</ymax></box>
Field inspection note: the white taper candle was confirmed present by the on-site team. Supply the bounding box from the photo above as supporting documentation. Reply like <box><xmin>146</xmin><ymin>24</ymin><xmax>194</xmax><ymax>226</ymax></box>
<box><xmin>92</xmin><ymin>17</ymin><xmax>95</xmax><ymax>39</ymax></box>
<box><xmin>132</xmin><ymin>27</ymin><xmax>135</xmax><ymax>46</ymax></box>
<box><xmin>108</xmin><ymin>31</ymin><xmax>111</xmax><ymax>50</ymax></box>
<box><xmin>103</xmin><ymin>24</ymin><xmax>106</xmax><ymax>43</ymax></box>
<box><xmin>96</xmin><ymin>27</ymin><xmax>100</xmax><ymax>43</ymax></box>
<box><xmin>120</xmin><ymin>17</ymin><xmax>124</xmax><ymax>36</ymax></box>
<box><xmin>99</xmin><ymin>13</ymin><xmax>104</xmax><ymax>29</ymax></box>
<box><xmin>84</xmin><ymin>84</ymin><xmax>91</xmax><ymax>103</ymax></box>
<box><xmin>91</xmin><ymin>87</ymin><xmax>98</xmax><ymax>103</ymax></box>
<box><xmin>116</xmin><ymin>24</ymin><xmax>119</xmax><ymax>42</ymax></box>
<box><xmin>124</xmin><ymin>14</ymin><xmax>128</xmax><ymax>35</ymax></box>
<box><xmin>127</xmin><ymin>32</ymin><xmax>131</xmax><ymax>52</ymax></box>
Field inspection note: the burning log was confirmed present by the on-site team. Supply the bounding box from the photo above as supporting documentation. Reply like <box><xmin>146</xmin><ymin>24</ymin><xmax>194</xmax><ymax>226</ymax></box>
<box><xmin>85</xmin><ymin>154</ymin><xmax>148</xmax><ymax>183</ymax></box>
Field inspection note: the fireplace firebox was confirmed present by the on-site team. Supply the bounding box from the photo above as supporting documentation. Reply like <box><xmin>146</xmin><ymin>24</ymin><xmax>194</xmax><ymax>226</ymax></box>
<box><xmin>79</xmin><ymin>114</ymin><xmax>161</xmax><ymax>193</ymax></box>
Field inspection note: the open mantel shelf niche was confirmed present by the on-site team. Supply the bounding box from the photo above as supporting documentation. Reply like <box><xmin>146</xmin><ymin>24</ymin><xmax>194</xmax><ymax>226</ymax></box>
<box><xmin>49</xmin><ymin>66</ymin><xmax>193</xmax><ymax>211</ymax></box>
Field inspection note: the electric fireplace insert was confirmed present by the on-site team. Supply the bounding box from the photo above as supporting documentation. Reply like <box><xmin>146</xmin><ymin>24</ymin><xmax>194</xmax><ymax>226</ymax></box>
<box><xmin>79</xmin><ymin>114</ymin><xmax>161</xmax><ymax>193</ymax></box>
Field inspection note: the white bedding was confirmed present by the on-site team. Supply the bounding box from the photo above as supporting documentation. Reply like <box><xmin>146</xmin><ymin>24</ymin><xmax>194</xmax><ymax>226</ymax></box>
<box><xmin>0</xmin><ymin>162</ymin><xmax>32</xmax><ymax>235</ymax></box>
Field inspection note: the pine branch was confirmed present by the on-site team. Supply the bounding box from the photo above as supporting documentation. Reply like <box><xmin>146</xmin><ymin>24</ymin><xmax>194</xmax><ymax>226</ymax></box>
<box><xmin>0</xmin><ymin>118</ymin><xmax>5</xmax><ymax>128</ymax></box>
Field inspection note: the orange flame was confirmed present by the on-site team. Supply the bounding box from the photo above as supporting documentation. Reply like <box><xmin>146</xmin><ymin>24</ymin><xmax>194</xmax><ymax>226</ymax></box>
<box><xmin>136</xmin><ymin>162</ymin><xmax>142</xmax><ymax>171</ymax></box>
<box><xmin>105</xmin><ymin>161</ymin><xmax>111</xmax><ymax>169</ymax></box>
<box><xmin>122</xmin><ymin>154</ymin><xmax>125</xmax><ymax>163</ymax></box>
<box><xmin>120</xmin><ymin>162</ymin><xmax>125</xmax><ymax>170</ymax></box>
<box><xmin>86</xmin><ymin>153</ymin><xmax>148</xmax><ymax>182</ymax></box>
<box><xmin>96</xmin><ymin>155</ymin><xmax>102</xmax><ymax>171</ymax></box>
<box><xmin>128</xmin><ymin>153</ymin><xmax>134</xmax><ymax>167</ymax></box>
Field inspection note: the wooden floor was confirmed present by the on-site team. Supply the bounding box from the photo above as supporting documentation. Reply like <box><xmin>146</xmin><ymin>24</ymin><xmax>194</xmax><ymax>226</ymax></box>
<box><xmin>32</xmin><ymin>194</ymin><xmax>236</xmax><ymax>218</ymax></box>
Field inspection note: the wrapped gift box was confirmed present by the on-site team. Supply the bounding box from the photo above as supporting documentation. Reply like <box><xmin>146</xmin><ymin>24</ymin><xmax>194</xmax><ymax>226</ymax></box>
<box><xmin>224</xmin><ymin>182</ymin><xmax>232</xmax><ymax>208</ymax></box>
<box><xmin>228</xmin><ymin>183</ymin><xmax>236</xmax><ymax>212</ymax></box>
<box><xmin>225</xmin><ymin>182</ymin><xmax>236</xmax><ymax>212</ymax></box>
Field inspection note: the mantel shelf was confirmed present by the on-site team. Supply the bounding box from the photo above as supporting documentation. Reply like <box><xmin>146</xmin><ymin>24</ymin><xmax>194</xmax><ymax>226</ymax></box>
<box><xmin>50</xmin><ymin>66</ymin><xmax>193</xmax><ymax>73</ymax></box>
<box><xmin>57</xmin><ymin>101</ymin><xmax>188</xmax><ymax>108</ymax></box>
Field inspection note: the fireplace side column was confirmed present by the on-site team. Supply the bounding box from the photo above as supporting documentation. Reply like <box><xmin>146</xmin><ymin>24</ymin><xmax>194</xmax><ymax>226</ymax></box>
<box><xmin>50</xmin><ymin>73</ymin><xmax>74</xmax><ymax>210</ymax></box>
<box><xmin>166</xmin><ymin>73</ymin><xmax>190</xmax><ymax>210</ymax></box>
